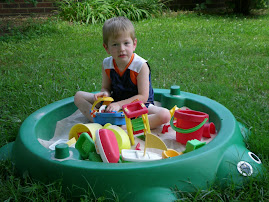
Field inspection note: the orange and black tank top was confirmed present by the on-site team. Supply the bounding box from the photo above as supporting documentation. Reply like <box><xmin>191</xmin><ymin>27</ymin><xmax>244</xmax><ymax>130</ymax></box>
<box><xmin>103</xmin><ymin>53</ymin><xmax>154</xmax><ymax>105</ymax></box>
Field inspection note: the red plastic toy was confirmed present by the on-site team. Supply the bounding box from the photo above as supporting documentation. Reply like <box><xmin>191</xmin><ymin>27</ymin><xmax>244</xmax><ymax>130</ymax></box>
<box><xmin>122</xmin><ymin>101</ymin><xmax>151</xmax><ymax>145</ymax></box>
<box><xmin>173</xmin><ymin>109</ymin><xmax>209</xmax><ymax>145</ymax></box>
<box><xmin>122</xmin><ymin>101</ymin><xmax>148</xmax><ymax>118</ymax></box>
<box><xmin>95</xmin><ymin>129</ymin><xmax>120</xmax><ymax>163</ymax></box>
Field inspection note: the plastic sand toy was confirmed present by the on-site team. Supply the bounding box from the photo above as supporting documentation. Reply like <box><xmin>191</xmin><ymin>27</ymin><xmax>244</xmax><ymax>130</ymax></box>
<box><xmin>121</xmin><ymin>149</ymin><xmax>162</xmax><ymax>162</ymax></box>
<box><xmin>90</xmin><ymin>96</ymin><xmax>125</xmax><ymax>125</ymax></box>
<box><xmin>0</xmin><ymin>86</ymin><xmax>265</xmax><ymax>201</ymax></box>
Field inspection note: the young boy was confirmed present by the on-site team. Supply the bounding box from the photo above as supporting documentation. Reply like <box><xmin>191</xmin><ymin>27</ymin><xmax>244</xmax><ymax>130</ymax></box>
<box><xmin>74</xmin><ymin>16</ymin><xmax>171</xmax><ymax>129</ymax></box>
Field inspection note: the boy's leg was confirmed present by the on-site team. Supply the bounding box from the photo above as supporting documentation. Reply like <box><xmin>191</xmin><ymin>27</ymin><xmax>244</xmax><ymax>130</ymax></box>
<box><xmin>148</xmin><ymin>105</ymin><xmax>171</xmax><ymax>129</ymax></box>
<box><xmin>74</xmin><ymin>91</ymin><xmax>96</xmax><ymax>122</ymax></box>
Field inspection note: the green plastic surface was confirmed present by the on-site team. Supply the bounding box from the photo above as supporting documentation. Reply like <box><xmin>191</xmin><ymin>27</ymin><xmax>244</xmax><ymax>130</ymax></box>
<box><xmin>184</xmin><ymin>139</ymin><xmax>206</xmax><ymax>153</ymax></box>
<box><xmin>75</xmin><ymin>132</ymin><xmax>96</xmax><ymax>159</ymax></box>
<box><xmin>55</xmin><ymin>143</ymin><xmax>70</xmax><ymax>159</ymax></box>
<box><xmin>131</xmin><ymin>117</ymin><xmax>145</xmax><ymax>131</ymax></box>
<box><xmin>0</xmin><ymin>86</ymin><xmax>265</xmax><ymax>201</ymax></box>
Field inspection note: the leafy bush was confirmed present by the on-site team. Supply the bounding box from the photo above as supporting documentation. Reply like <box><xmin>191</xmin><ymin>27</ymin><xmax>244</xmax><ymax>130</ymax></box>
<box><xmin>57</xmin><ymin>0</ymin><xmax>167</xmax><ymax>24</ymax></box>
<box><xmin>194</xmin><ymin>0</ymin><xmax>268</xmax><ymax>15</ymax></box>
<box><xmin>228</xmin><ymin>0</ymin><xmax>268</xmax><ymax>14</ymax></box>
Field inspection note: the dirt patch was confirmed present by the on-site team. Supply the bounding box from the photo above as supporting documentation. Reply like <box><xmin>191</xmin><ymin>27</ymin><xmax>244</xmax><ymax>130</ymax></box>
<box><xmin>0</xmin><ymin>13</ymin><xmax>55</xmax><ymax>36</ymax></box>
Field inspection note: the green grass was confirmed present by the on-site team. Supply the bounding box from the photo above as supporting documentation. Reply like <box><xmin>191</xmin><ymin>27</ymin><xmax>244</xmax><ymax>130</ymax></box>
<box><xmin>0</xmin><ymin>12</ymin><xmax>269</xmax><ymax>201</ymax></box>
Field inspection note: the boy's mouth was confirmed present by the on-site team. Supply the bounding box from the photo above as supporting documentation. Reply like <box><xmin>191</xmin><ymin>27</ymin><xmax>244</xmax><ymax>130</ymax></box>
<box><xmin>119</xmin><ymin>54</ymin><xmax>127</xmax><ymax>58</ymax></box>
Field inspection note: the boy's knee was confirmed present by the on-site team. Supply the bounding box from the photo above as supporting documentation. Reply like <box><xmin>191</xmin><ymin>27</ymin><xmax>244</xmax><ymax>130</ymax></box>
<box><xmin>74</xmin><ymin>91</ymin><xmax>83</xmax><ymax>105</ymax></box>
<box><xmin>158</xmin><ymin>108</ymin><xmax>171</xmax><ymax>124</ymax></box>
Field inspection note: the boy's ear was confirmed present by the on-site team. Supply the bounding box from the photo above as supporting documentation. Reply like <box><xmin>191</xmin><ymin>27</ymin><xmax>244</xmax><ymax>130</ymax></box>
<box><xmin>133</xmin><ymin>38</ymin><xmax>137</xmax><ymax>51</ymax></box>
<box><xmin>103</xmin><ymin>43</ymin><xmax>110</xmax><ymax>54</ymax></box>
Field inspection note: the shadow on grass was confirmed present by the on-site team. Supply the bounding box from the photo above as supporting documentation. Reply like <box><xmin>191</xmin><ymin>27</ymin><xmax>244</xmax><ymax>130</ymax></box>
<box><xmin>0</xmin><ymin>15</ymin><xmax>63</xmax><ymax>42</ymax></box>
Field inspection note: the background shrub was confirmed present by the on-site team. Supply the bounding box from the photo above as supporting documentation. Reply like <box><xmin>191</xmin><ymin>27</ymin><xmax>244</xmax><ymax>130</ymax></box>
<box><xmin>57</xmin><ymin>0</ymin><xmax>167</xmax><ymax>24</ymax></box>
<box><xmin>228</xmin><ymin>0</ymin><xmax>268</xmax><ymax>14</ymax></box>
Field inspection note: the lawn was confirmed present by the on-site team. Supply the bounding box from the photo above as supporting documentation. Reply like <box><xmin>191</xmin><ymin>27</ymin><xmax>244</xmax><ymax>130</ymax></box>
<box><xmin>0</xmin><ymin>12</ymin><xmax>268</xmax><ymax>200</ymax></box>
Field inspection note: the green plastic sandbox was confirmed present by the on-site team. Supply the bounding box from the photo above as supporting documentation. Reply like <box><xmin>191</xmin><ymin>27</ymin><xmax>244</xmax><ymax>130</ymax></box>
<box><xmin>0</xmin><ymin>86</ymin><xmax>265</xmax><ymax>201</ymax></box>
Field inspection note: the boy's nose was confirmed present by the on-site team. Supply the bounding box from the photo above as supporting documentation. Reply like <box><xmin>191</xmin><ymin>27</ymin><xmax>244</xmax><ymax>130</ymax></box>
<box><xmin>119</xmin><ymin>44</ymin><xmax>125</xmax><ymax>51</ymax></box>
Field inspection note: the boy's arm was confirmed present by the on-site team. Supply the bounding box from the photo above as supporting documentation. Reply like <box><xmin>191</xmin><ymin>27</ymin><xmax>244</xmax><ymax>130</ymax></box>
<box><xmin>134</xmin><ymin>62</ymin><xmax>150</xmax><ymax>103</ymax></box>
<box><xmin>106</xmin><ymin>63</ymin><xmax>150</xmax><ymax>111</ymax></box>
<box><xmin>94</xmin><ymin>65</ymin><xmax>111</xmax><ymax>100</ymax></box>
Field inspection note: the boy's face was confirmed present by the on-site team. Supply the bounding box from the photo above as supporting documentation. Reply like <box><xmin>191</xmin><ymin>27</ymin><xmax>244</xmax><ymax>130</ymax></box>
<box><xmin>103</xmin><ymin>32</ymin><xmax>137</xmax><ymax>68</ymax></box>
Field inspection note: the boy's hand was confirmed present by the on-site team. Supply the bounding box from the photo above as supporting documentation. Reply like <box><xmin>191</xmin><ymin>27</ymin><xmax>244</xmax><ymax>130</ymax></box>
<box><xmin>94</xmin><ymin>92</ymin><xmax>109</xmax><ymax>100</ymax></box>
<box><xmin>106</xmin><ymin>102</ymin><xmax>121</xmax><ymax>112</ymax></box>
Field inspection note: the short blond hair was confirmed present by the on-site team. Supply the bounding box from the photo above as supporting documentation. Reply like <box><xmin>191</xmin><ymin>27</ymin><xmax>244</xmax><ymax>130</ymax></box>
<box><xmin>102</xmin><ymin>16</ymin><xmax>136</xmax><ymax>45</ymax></box>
